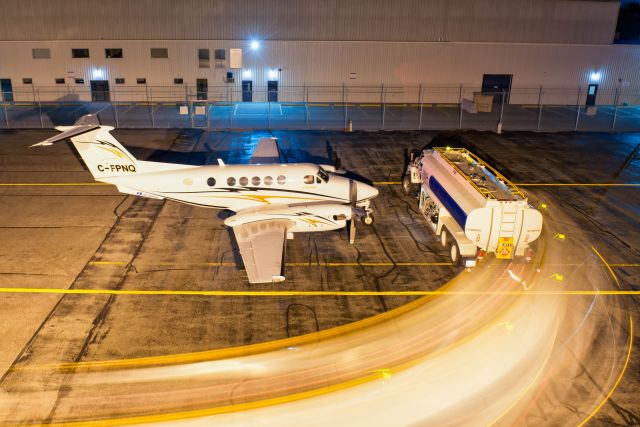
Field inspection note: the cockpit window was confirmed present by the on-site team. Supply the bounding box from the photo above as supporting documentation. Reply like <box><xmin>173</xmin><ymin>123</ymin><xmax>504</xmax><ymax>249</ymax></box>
<box><xmin>304</xmin><ymin>175</ymin><xmax>314</xmax><ymax>184</ymax></box>
<box><xmin>317</xmin><ymin>167</ymin><xmax>330</xmax><ymax>183</ymax></box>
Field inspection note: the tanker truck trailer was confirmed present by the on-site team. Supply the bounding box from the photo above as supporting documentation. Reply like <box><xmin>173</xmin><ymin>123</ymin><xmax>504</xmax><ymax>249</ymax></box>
<box><xmin>403</xmin><ymin>147</ymin><xmax>543</xmax><ymax>268</ymax></box>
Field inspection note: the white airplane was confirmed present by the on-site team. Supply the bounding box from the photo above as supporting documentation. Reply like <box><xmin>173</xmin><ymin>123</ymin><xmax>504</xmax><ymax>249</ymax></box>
<box><xmin>32</xmin><ymin>115</ymin><xmax>379</xmax><ymax>283</ymax></box>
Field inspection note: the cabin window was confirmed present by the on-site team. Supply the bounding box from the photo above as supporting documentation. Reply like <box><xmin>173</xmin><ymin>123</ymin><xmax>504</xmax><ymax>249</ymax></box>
<box><xmin>264</xmin><ymin>176</ymin><xmax>273</xmax><ymax>185</ymax></box>
<box><xmin>304</xmin><ymin>175</ymin><xmax>314</xmax><ymax>184</ymax></box>
<box><xmin>227</xmin><ymin>177</ymin><xmax>236</xmax><ymax>186</ymax></box>
<box><xmin>316</xmin><ymin>177</ymin><xmax>321</xmax><ymax>183</ymax></box>
<box><xmin>239</xmin><ymin>176</ymin><xmax>248</xmax><ymax>186</ymax></box>
<box><xmin>251</xmin><ymin>176</ymin><xmax>261</xmax><ymax>186</ymax></box>
<box><xmin>207</xmin><ymin>177</ymin><xmax>216</xmax><ymax>187</ymax></box>
<box><xmin>317</xmin><ymin>167</ymin><xmax>329</xmax><ymax>183</ymax></box>
<box><xmin>277</xmin><ymin>175</ymin><xmax>286</xmax><ymax>185</ymax></box>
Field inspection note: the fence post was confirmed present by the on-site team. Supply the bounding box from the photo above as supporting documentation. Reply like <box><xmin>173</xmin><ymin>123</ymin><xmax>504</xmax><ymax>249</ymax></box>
<box><xmin>304</xmin><ymin>85</ymin><xmax>308</xmax><ymax>129</ymax></box>
<box><xmin>149</xmin><ymin>87</ymin><xmax>155</xmax><ymax>128</ymax></box>
<box><xmin>113</xmin><ymin>86</ymin><xmax>119</xmax><ymax>128</ymax></box>
<box><xmin>574</xmin><ymin>86</ymin><xmax>581</xmax><ymax>131</ymax></box>
<box><xmin>536</xmin><ymin>86</ymin><xmax>543</xmax><ymax>131</ymax></box>
<box><xmin>496</xmin><ymin>89</ymin><xmax>505</xmax><ymax>134</ymax></box>
<box><xmin>458</xmin><ymin>84</ymin><xmax>463</xmax><ymax>129</ymax></box>
<box><xmin>418</xmin><ymin>84</ymin><xmax>423</xmax><ymax>130</ymax></box>
<box><xmin>2</xmin><ymin>103</ymin><xmax>8</xmax><ymax>129</ymax></box>
<box><xmin>343</xmin><ymin>83</ymin><xmax>347</xmax><ymax>129</ymax></box>
<box><xmin>37</xmin><ymin>89</ymin><xmax>44</xmax><ymax>128</ymax></box>
<box><xmin>381</xmin><ymin>83</ymin><xmax>385</xmax><ymax>130</ymax></box>
<box><xmin>611</xmin><ymin>86</ymin><xmax>619</xmax><ymax>132</ymax></box>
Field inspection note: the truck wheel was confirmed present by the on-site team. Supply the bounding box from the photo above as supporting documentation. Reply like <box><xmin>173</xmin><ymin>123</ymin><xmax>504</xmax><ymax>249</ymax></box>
<box><xmin>450</xmin><ymin>243</ymin><xmax>460</xmax><ymax>264</ymax></box>
<box><xmin>402</xmin><ymin>174</ymin><xmax>413</xmax><ymax>195</ymax></box>
<box><xmin>441</xmin><ymin>229</ymin><xmax>448</xmax><ymax>247</ymax></box>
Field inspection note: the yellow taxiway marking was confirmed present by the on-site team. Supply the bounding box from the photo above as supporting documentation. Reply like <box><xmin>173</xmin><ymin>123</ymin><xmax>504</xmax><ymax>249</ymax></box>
<box><xmin>0</xmin><ymin>182</ymin><xmax>111</xmax><ymax>186</ymax></box>
<box><xmin>86</xmin><ymin>261</ymin><xmax>636</xmax><ymax>268</ymax></box>
<box><xmin>578</xmin><ymin>316</ymin><xmax>633</xmax><ymax>427</ymax></box>
<box><xmin>592</xmin><ymin>246</ymin><xmax>621</xmax><ymax>288</ymax></box>
<box><xmin>1</xmin><ymin>182</ymin><xmax>638</xmax><ymax>187</ymax></box>
<box><xmin>2</xmin><ymin>288</ymin><xmax>640</xmax><ymax>297</ymax></box>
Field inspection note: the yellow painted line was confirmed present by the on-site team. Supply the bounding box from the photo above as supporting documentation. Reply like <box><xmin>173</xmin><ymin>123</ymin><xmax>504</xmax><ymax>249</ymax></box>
<box><xmin>592</xmin><ymin>246</ymin><xmax>621</xmax><ymax>288</ymax></box>
<box><xmin>577</xmin><ymin>315</ymin><xmax>633</xmax><ymax>427</ymax></box>
<box><xmin>3</xmin><ymin>288</ymin><xmax>640</xmax><ymax>297</ymax></box>
<box><xmin>436</xmin><ymin>103</ymin><xmax>458</xmax><ymax>108</ymax></box>
<box><xmin>516</xmin><ymin>183</ymin><xmax>640</xmax><ymax>187</ymax></box>
<box><xmin>372</xmin><ymin>181</ymin><xmax>402</xmax><ymax>185</ymax></box>
<box><xmin>0</xmin><ymin>183</ymin><xmax>111</xmax><ymax>186</ymax></box>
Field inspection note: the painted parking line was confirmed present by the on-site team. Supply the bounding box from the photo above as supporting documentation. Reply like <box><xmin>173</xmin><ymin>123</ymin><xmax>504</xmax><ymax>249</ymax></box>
<box><xmin>1</xmin><ymin>182</ymin><xmax>639</xmax><ymax>187</ymax></box>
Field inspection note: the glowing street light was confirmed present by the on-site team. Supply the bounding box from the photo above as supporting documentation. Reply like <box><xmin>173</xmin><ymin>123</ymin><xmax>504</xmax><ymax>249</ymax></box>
<box><xmin>250</xmin><ymin>40</ymin><xmax>260</xmax><ymax>51</ymax></box>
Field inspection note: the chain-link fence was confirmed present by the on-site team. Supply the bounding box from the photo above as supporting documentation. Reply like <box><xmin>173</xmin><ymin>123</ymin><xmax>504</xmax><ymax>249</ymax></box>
<box><xmin>1</xmin><ymin>84</ymin><xmax>639</xmax><ymax>131</ymax></box>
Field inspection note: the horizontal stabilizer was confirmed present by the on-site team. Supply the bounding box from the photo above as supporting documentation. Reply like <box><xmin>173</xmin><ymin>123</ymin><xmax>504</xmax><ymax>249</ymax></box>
<box><xmin>30</xmin><ymin>125</ymin><xmax>101</xmax><ymax>147</ymax></box>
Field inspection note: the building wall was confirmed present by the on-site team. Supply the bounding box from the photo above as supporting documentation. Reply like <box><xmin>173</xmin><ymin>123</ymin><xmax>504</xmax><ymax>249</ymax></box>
<box><xmin>1</xmin><ymin>40</ymin><xmax>639</xmax><ymax>99</ymax></box>
<box><xmin>0</xmin><ymin>0</ymin><xmax>620</xmax><ymax>44</ymax></box>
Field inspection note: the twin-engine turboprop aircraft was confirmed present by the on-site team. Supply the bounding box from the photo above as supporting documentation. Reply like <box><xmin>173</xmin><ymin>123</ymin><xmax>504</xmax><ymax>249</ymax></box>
<box><xmin>32</xmin><ymin>115</ymin><xmax>379</xmax><ymax>283</ymax></box>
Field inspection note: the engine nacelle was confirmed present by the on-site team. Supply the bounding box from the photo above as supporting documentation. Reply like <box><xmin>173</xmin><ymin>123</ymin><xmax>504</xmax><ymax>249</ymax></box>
<box><xmin>224</xmin><ymin>204</ymin><xmax>352</xmax><ymax>233</ymax></box>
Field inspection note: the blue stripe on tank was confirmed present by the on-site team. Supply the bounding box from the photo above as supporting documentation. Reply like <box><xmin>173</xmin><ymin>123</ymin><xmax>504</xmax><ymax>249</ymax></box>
<box><xmin>428</xmin><ymin>175</ymin><xmax>468</xmax><ymax>229</ymax></box>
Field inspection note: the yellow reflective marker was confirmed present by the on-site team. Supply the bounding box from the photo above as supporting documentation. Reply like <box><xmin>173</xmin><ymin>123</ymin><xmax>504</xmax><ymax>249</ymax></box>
<box><xmin>549</xmin><ymin>273</ymin><xmax>564</xmax><ymax>282</ymax></box>
<box><xmin>374</xmin><ymin>368</ymin><xmax>392</xmax><ymax>380</ymax></box>
<box><xmin>538</xmin><ymin>202</ymin><xmax>548</xmax><ymax>212</ymax></box>
<box><xmin>554</xmin><ymin>233</ymin><xmax>566</xmax><ymax>242</ymax></box>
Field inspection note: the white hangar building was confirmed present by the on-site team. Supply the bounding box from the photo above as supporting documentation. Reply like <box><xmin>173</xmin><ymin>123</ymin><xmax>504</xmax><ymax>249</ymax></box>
<box><xmin>0</xmin><ymin>0</ymin><xmax>638</xmax><ymax>105</ymax></box>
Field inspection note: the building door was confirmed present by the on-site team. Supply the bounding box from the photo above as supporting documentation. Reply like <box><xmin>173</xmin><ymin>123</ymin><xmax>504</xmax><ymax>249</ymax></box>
<box><xmin>90</xmin><ymin>80</ymin><xmax>110</xmax><ymax>102</ymax></box>
<box><xmin>196</xmin><ymin>78</ymin><xmax>208</xmax><ymax>100</ymax></box>
<box><xmin>586</xmin><ymin>84</ymin><xmax>598</xmax><ymax>106</ymax></box>
<box><xmin>242</xmin><ymin>80</ymin><xmax>253</xmax><ymax>102</ymax></box>
<box><xmin>267</xmin><ymin>80</ymin><xmax>278</xmax><ymax>102</ymax></box>
<box><xmin>481</xmin><ymin>74</ymin><xmax>512</xmax><ymax>104</ymax></box>
<box><xmin>0</xmin><ymin>79</ymin><xmax>13</xmax><ymax>102</ymax></box>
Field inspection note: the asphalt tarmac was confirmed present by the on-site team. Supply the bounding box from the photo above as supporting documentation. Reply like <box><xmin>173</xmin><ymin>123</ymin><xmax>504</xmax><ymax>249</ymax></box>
<box><xmin>0</xmin><ymin>128</ymin><xmax>638</xmax><ymax>425</ymax></box>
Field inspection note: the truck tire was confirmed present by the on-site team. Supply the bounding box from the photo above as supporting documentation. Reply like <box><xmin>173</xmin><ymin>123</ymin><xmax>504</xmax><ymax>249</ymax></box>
<box><xmin>450</xmin><ymin>243</ymin><xmax>460</xmax><ymax>265</ymax></box>
<box><xmin>440</xmin><ymin>229</ymin><xmax>448</xmax><ymax>247</ymax></box>
<box><xmin>402</xmin><ymin>174</ymin><xmax>418</xmax><ymax>196</ymax></box>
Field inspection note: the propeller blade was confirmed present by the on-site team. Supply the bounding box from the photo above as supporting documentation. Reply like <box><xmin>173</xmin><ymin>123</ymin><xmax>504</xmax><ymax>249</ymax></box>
<box><xmin>349</xmin><ymin>218</ymin><xmax>356</xmax><ymax>244</ymax></box>
<box><xmin>349</xmin><ymin>179</ymin><xmax>357</xmax><ymax>207</ymax></box>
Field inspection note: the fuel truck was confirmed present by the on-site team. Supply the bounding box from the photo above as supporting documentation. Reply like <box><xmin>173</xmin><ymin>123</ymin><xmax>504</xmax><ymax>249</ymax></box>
<box><xmin>403</xmin><ymin>146</ymin><xmax>543</xmax><ymax>268</ymax></box>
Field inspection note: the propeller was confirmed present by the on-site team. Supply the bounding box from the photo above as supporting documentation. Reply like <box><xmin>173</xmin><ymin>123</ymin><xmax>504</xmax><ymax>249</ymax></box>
<box><xmin>348</xmin><ymin>179</ymin><xmax>358</xmax><ymax>244</ymax></box>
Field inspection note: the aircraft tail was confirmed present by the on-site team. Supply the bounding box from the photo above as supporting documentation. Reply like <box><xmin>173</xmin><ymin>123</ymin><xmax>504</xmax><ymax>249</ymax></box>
<box><xmin>31</xmin><ymin>115</ymin><xmax>141</xmax><ymax>179</ymax></box>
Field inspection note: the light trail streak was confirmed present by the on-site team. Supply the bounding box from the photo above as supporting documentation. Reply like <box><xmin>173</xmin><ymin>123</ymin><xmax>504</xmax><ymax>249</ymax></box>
<box><xmin>1</xmin><ymin>288</ymin><xmax>640</xmax><ymax>297</ymax></box>
<box><xmin>592</xmin><ymin>246</ymin><xmax>622</xmax><ymax>288</ymax></box>
<box><xmin>577</xmin><ymin>316</ymin><xmax>634</xmax><ymax>427</ymax></box>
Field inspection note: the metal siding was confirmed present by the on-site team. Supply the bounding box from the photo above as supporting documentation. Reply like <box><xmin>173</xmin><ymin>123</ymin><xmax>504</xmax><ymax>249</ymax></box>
<box><xmin>0</xmin><ymin>0</ymin><xmax>620</xmax><ymax>44</ymax></box>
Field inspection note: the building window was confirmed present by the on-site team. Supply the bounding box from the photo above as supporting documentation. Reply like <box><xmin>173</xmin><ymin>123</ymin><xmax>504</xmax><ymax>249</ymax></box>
<box><xmin>75</xmin><ymin>78</ymin><xmax>85</xmax><ymax>84</ymax></box>
<box><xmin>105</xmin><ymin>48</ymin><xmax>123</xmax><ymax>58</ymax></box>
<box><xmin>136</xmin><ymin>78</ymin><xmax>146</xmax><ymax>84</ymax></box>
<box><xmin>174</xmin><ymin>78</ymin><xmax>184</xmax><ymax>85</ymax></box>
<box><xmin>264</xmin><ymin>176</ymin><xmax>273</xmax><ymax>185</ymax></box>
<box><xmin>150</xmin><ymin>48</ymin><xmax>168</xmax><ymax>58</ymax></box>
<box><xmin>251</xmin><ymin>176</ymin><xmax>261</xmax><ymax>186</ymax></box>
<box><xmin>115</xmin><ymin>78</ymin><xmax>125</xmax><ymax>84</ymax></box>
<box><xmin>71</xmin><ymin>48</ymin><xmax>89</xmax><ymax>58</ymax></box>
<box><xmin>198</xmin><ymin>49</ymin><xmax>210</xmax><ymax>68</ymax></box>
<box><xmin>277</xmin><ymin>175</ymin><xmax>286</xmax><ymax>185</ymax></box>
<box><xmin>227</xmin><ymin>177</ymin><xmax>236</xmax><ymax>186</ymax></box>
<box><xmin>214</xmin><ymin>49</ymin><xmax>226</xmax><ymax>68</ymax></box>
<box><xmin>22</xmin><ymin>78</ymin><xmax>33</xmax><ymax>84</ymax></box>
<box><xmin>32</xmin><ymin>48</ymin><xmax>50</xmax><ymax>59</ymax></box>
<box><xmin>55</xmin><ymin>78</ymin><xmax>65</xmax><ymax>84</ymax></box>
<box><xmin>207</xmin><ymin>177</ymin><xmax>216</xmax><ymax>187</ymax></box>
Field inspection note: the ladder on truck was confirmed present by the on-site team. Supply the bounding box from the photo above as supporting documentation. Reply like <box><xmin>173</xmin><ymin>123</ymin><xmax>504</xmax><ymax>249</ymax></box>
<box><xmin>496</xmin><ymin>205</ymin><xmax>519</xmax><ymax>259</ymax></box>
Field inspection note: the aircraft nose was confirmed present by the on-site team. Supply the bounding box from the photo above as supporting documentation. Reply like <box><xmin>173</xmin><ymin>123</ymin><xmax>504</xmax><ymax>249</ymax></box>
<box><xmin>357</xmin><ymin>181</ymin><xmax>379</xmax><ymax>201</ymax></box>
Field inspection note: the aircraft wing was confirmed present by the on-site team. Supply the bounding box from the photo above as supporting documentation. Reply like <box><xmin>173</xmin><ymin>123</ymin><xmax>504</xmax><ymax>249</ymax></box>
<box><xmin>231</xmin><ymin>219</ymin><xmax>292</xmax><ymax>283</ymax></box>
<box><xmin>249</xmin><ymin>137</ymin><xmax>282</xmax><ymax>164</ymax></box>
